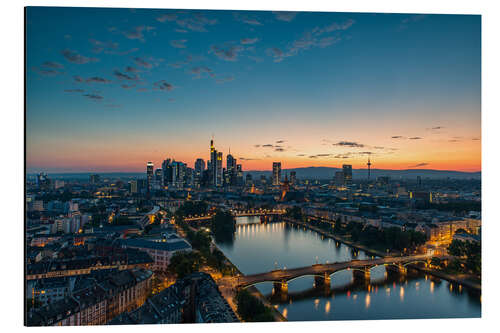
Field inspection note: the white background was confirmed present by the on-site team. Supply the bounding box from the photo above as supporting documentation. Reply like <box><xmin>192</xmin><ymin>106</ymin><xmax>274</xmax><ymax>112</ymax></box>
<box><xmin>1</xmin><ymin>0</ymin><xmax>499</xmax><ymax>332</ymax></box>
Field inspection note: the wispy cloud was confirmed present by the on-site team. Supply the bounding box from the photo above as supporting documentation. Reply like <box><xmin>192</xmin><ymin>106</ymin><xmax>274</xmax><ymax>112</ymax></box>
<box><xmin>273</xmin><ymin>11</ymin><xmax>298</xmax><ymax>22</ymax></box>
<box><xmin>85</xmin><ymin>76</ymin><xmax>112</xmax><ymax>84</ymax></box>
<box><xmin>391</xmin><ymin>135</ymin><xmax>405</xmax><ymax>139</ymax></box>
<box><xmin>333</xmin><ymin>141</ymin><xmax>365</xmax><ymax>148</ymax></box>
<box><xmin>408</xmin><ymin>162</ymin><xmax>429</xmax><ymax>168</ymax></box>
<box><xmin>61</xmin><ymin>49</ymin><xmax>98</xmax><ymax>64</ymax></box>
<box><xmin>158</xmin><ymin>12</ymin><xmax>217</xmax><ymax>32</ymax></box>
<box><xmin>190</xmin><ymin>66</ymin><xmax>214</xmax><ymax>79</ymax></box>
<box><xmin>170</xmin><ymin>39</ymin><xmax>187</xmax><ymax>49</ymax></box>
<box><xmin>409</xmin><ymin>137</ymin><xmax>423</xmax><ymax>140</ymax></box>
<box><xmin>210</xmin><ymin>44</ymin><xmax>244</xmax><ymax>61</ymax></box>
<box><xmin>215</xmin><ymin>75</ymin><xmax>234</xmax><ymax>84</ymax></box>
<box><xmin>123</xmin><ymin>26</ymin><xmax>155</xmax><ymax>42</ymax></box>
<box><xmin>240</xmin><ymin>37</ymin><xmax>259</xmax><ymax>45</ymax></box>
<box><xmin>153</xmin><ymin>80</ymin><xmax>175</xmax><ymax>91</ymax></box>
<box><xmin>63</xmin><ymin>89</ymin><xmax>84</xmax><ymax>93</ymax></box>
<box><xmin>113</xmin><ymin>70</ymin><xmax>139</xmax><ymax>81</ymax></box>
<box><xmin>233</xmin><ymin>12</ymin><xmax>263</xmax><ymax>26</ymax></box>
<box><xmin>89</xmin><ymin>39</ymin><xmax>118</xmax><ymax>53</ymax></box>
<box><xmin>83</xmin><ymin>93</ymin><xmax>103</xmax><ymax>100</ymax></box>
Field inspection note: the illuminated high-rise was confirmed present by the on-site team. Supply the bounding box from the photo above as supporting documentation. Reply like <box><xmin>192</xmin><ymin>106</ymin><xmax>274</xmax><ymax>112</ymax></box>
<box><xmin>342</xmin><ymin>164</ymin><xmax>352</xmax><ymax>185</ymax></box>
<box><xmin>146</xmin><ymin>162</ymin><xmax>154</xmax><ymax>191</ymax></box>
<box><xmin>272</xmin><ymin>162</ymin><xmax>282</xmax><ymax>186</ymax></box>
<box><xmin>216</xmin><ymin>151</ymin><xmax>223</xmax><ymax>187</ymax></box>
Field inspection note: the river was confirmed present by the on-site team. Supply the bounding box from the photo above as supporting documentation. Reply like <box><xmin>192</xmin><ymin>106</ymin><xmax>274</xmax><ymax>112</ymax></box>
<box><xmin>215</xmin><ymin>216</ymin><xmax>481</xmax><ymax>321</ymax></box>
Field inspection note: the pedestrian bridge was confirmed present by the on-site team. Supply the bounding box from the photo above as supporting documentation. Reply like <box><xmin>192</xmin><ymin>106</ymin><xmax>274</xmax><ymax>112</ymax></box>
<box><xmin>236</xmin><ymin>255</ymin><xmax>449</xmax><ymax>291</ymax></box>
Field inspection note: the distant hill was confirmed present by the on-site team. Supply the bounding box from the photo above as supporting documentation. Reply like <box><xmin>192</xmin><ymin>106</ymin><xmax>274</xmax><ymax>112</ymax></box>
<box><xmin>244</xmin><ymin>167</ymin><xmax>481</xmax><ymax>180</ymax></box>
<box><xmin>27</xmin><ymin>167</ymin><xmax>480</xmax><ymax>181</ymax></box>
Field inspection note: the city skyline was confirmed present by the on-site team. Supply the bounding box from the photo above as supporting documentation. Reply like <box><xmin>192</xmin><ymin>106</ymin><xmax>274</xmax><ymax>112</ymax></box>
<box><xmin>26</xmin><ymin>8</ymin><xmax>481</xmax><ymax>173</ymax></box>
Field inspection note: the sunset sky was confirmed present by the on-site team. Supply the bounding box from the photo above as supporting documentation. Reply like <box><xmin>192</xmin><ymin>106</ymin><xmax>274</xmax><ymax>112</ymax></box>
<box><xmin>26</xmin><ymin>7</ymin><xmax>481</xmax><ymax>173</ymax></box>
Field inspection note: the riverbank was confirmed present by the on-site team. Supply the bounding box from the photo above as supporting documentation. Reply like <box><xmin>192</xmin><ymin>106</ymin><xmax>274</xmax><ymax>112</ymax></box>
<box><xmin>283</xmin><ymin>218</ymin><xmax>481</xmax><ymax>293</ymax></box>
<box><xmin>212</xmin><ymin>242</ymin><xmax>287</xmax><ymax>322</ymax></box>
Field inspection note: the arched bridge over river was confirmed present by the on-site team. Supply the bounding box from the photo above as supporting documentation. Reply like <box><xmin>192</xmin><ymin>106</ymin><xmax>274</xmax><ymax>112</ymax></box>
<box><xmin>236</xmin><ymin>255</ymin><xmax>451</xmax><ymax>292</ymax></box>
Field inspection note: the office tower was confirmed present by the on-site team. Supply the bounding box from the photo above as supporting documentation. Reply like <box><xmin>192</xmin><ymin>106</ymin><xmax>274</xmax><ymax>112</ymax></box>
<box><xmin>236</xmin><ymin>164</ymin><xmax>243</xmax><ymax>186</ymax></box>
<box><xmin>272</xmin><ymin>162</ymin><xmax>282</xmax><ymax>186</ymax></box>
<box><xmin>146</xmin><ymin>162</ymin><xmax>154</xmax><ymax>191</ymax></box>
<box><xmin>185</xmin><ymin>167</ymin><xmax>194</xmax><ymax>187</ymax></box>
<box><xmin>162</xmin><ymin>158</ymin><xmax>173</xmax><ymax>187</ymax></box>
<box><xmin>89</xmin><ymin>174</ymin><xmax>100</xmax><ymax>185</ymax></box>
<box><xmin>194</xmin><ymin>158</ymin><xmax>205</xmax><ymax>187</ymax></box>
<box><xmin>130</xmin><ymin>180</ymin><xmax>138</xmax><ymax>194</ymax></box>
<box><xmin>290</xmin><ymin>171</ymin><xmax>297</xmax><ymax>185</ymax></box>
<box><xmin>210</xmin><ymin>139</ymin><xmax>217</xmax><ymax>186</ymax></box>
<box><xmin>172</xmin><ymin>161</ymin><xmax>186</xmax><ymax>188</ymax></box>
<box><xmin>216</xmin><ymin>152</ymin><xmax>223</xmax><ymax>187</ymax></box>
<box><xmin>334</xmin><ymin>171</ymin><xmax>344</xmax><ymax>186</ymax></box>
<box><xmin>227</xmin><ymin>152</ymin><xmax>236</xmax><ymax>186</ymax></box>
<box><xmin>154</xmin><ymin>168</ymin><xmax>163</xmax><ymax>189</ymax></box>
<box><xmin>245</xmin><ymin>174</ymin><xmax>253</xmax><ymax>186</ymax></box>
<box><xmin>342</xmin><ymin>164</ymin><xmax>352</xmax><ymax>185</ymax></box>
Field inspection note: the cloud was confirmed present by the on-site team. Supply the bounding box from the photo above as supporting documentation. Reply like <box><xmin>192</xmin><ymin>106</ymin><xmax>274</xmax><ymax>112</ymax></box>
<box><xmin>32</xmin><ymin>67</ymin><xmax>63</xmax><ymax>76</ymax></box>
<box><xmin>233</xmin><ymin>13</ymin><xmax>263</xmax><ymax>26</ymax></box>
<box><xmin>334</xmin><ymin>153</ymin><xmax>352</xmax><ymax>159</ymax></box>
<box><xmin>64</xmin><ymin>89</ymin><xmax>84</xmax><ymax>93</ymax></box>
<box><xmin>153</xmin><ymin>80</ymin><xmax>175</xmax><ymax>91</ymax></box>
<box><xmin>373</xmin><ymin>146</ymin><xmax>385</xmax><ymax>149</ymax></box>
<box><xmin>267</xmin><ymin>19</ymin><xmax>354</xmax><ymax>62</ymax></box>
<box><xmin>275</xmin><ymin>140</ymin><xmax>286</xmax><ymax>144</ymax></box>
<box><xmin>89</xmin><ymin>39</ymin><xmax>118</xmax><ymax>53</ymax></box>
<box><xmin>408</xmin><ymin>163</ymin><xmax>429</xmax><ymax>168</ymax></box>
<box><xmin>170</xmin><ymin>39</ymin><xmax>187</xmax><ymax>48</ymax></box>
<box><xmin>254</xmin><ymin>145</ymin><xmax>261</xmax><ymax>148</ymax></box>
<box><xmin>266</xmin><ymin>47</ymin><xmax>284</xmax><ymax>62</ymax></box>
<box><xmin>162</xmin><ymin>12</ymin><xmax>217</xmax><ymax>32</ymax></box>
<box><xmin>61</xmin><ymin>49</ymin><xmax>98</xmax><ymax>64</ymax></box>
<box><xmin>409</xmin><ymin>137</ymin><xmax>423</xmax><ymax>140</ymax></box>
<box><xmin>105</xmin><ymin>48</ymin><xmax>139</xmax><ymax>56</ymax></box>
<box><xmin>121</xmin><ymin>84</ymin><xmax>137</xmax><ymax>89</ymax></box>
<box><xmin>262</xmin><ymin>144</ymin><xmax>273</xmax><ymax>148</ymax></box>
<box><xmin>42</xmin><ymin>61</ymin><xmax>64</xmax><ymax>69</ymax></box>
<box><xmin>275</xmin><ymin>147</ymin><xmax>285</xmax><ymax>152</ymax></box>
<box><xmin>240</xmin><ymin>37</ymin><xmax>259</xmax><ymax>45</ymax></box>
<box><xmin>123</xmin><ymin>26</ymin><xmax>155</xmax><ymax>41</ymax></box>
<box><xmin>400</xmin><ymin>14</ymin><xmax>428</xmax><ymax>30</ymax></box>
<box><xmin>273</xmin><ymin>11</ymin><xmax>298</xmax><ymax>22</ymax></box>
<box><xmin>210</xmin><ymin>44</ymin><xmax>244</xmax><ymax>61</ymax></box>
<box><xmin>297</xmin><ymin>154</ymin><xmax>306</xmax><ymax>156</ymax></box>
<box><xmin>83</xmin><ymin>93</ymin><xmax>103</xmax><ymax>100</ymax></box>
<box><xmin>113</xmin><ymin>70</ymin><xmax>139</xmax><ymax>81</ymax></box>
<box><xmin>133</xmin><ymin>57</ymin><xmax>153</xmax><ymax>69</ymax></box>
<box><xmin>156</xmin><ymin>13</ymin><xmax>177</xmax><ymax>23</ymax></box>
<box><xmin>73</xmin><ymin>75</ymin><xmax>85</xmax><ymax>83</ymax></box>
<box><xmin>85</xmin><ymin>76</ymin><xmax>112</xmax><ymax>84</ymax></box>
<box><xmin>215</xmin><ymin>75</ymin><xmax>234</xmax><ymax>84</ymax></box>
<box><xmin>391</xmin><ymin>136</ymin><xmax>404</xmax><ymax>139</ymax></box>
<box><xmin>239</xmin><ymin>157</ymin><xmax>260</xmax><ymax>161</ymax></box>
<box><xmin>333</xmin><ymin>141</ymin><xmax>365</xmax><ymax>148</ymax></box>
<box><xmin>190</xmin><ymin>66</ymin><xmax>213</xmax><ymax>79</ymax></box>
<box><xmin>126</xmin><ymin>66</ymin><xmax>140</xmax><ymax>73</ymax></box>
<box><xmin>431</xmin><ymin>126</ymin><xmax>444</xmax><ymax>130</ymax></box>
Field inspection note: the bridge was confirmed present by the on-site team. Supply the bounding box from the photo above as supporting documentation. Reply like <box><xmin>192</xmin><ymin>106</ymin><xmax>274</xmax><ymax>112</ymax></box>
<box><xmin>184</xmin><ymin>209</ymin><xmax>286</xmax><ymax>222</ymax></box>
<box><xmin>235</xmin><ymin>255</ymin><xmax>450</xmax><ymax>291</ymax></box>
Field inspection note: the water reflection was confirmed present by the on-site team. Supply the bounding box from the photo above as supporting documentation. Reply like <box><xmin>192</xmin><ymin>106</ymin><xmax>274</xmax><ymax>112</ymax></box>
<box><xmin>216</xmin><ymin>217</ymin><xmax>481</xmax><ymax>321</ymax></box>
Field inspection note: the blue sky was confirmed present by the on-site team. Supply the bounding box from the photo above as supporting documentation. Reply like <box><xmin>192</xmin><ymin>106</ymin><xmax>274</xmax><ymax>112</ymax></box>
<box><xmin>26</xmin><ymin>7</ymin><xmax>481</xmax><ymax>172</ymax></box>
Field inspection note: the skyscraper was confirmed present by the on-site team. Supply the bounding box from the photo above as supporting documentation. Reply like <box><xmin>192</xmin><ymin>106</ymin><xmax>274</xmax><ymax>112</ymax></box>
<box><xmin>216</xmin><ymin>151</ymin><xmax>223</xmax><ymax>187</ymax></box>
<box><xmin>209</xmin><ymin>138</ymin><xmax>217</xmax><ymax>186</ymax></box>
<box><xmin>272</xmin><ymin>162</ymin><xmax>282</xmax><ymax>186</ymax></box>
<box><xmin>162</xmin><ymin>158</ymin><xmax>173</xmax><ymax>187</ymax></box>
<box><xmin>290</xmin><ymin>171</ymin><xmax>297</xmax><ymax>186</ymax></box>
<box><xmin>194</xmin><ymin>158</ymin><xmax>205</xmax><ymax>187</ymax></box>
<box><xmin>146</xmin><ymin>162</ymin><xmax>154</xmax><ymax>192</ymax></box>
<box><xmin>367</xmin><ymin>158</ymin><xmax>372</xmax><ymax>180</ymax></box>
<box><xmin>342</xmin><ymin>164</ymin><xmax>352</xmax><ymax>185</ymax></box>
<box><xmin>226</xmin><ymin>152</ymin><xmax>236</xmax><ymax>186</ymax></box>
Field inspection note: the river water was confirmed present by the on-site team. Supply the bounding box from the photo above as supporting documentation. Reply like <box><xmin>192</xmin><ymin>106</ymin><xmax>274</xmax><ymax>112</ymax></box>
<box><xmin>215</xmin><ymin>217</ymin><xmax>481</xmax><ymax>321</ymax></box>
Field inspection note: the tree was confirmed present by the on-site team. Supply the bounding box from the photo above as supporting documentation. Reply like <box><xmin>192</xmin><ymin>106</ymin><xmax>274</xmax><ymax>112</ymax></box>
<box><xmin>448</xmin><ymin>239</ymin><xmax>466</xmax><ymax>257</ymax></box>
<box><xmin>168</xmin><ymin>251</ymin><xmax>202</xmax><ymax>279</ymax></box>
<box><xmin>210</xmin><ymin>210</ymin><xmax>236</xmax><ymax>243</ymax></box>
<box><xmin>235</xmin><ymin>289</ymin><xmax>275</xmax><ymax>322</ymax></box>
